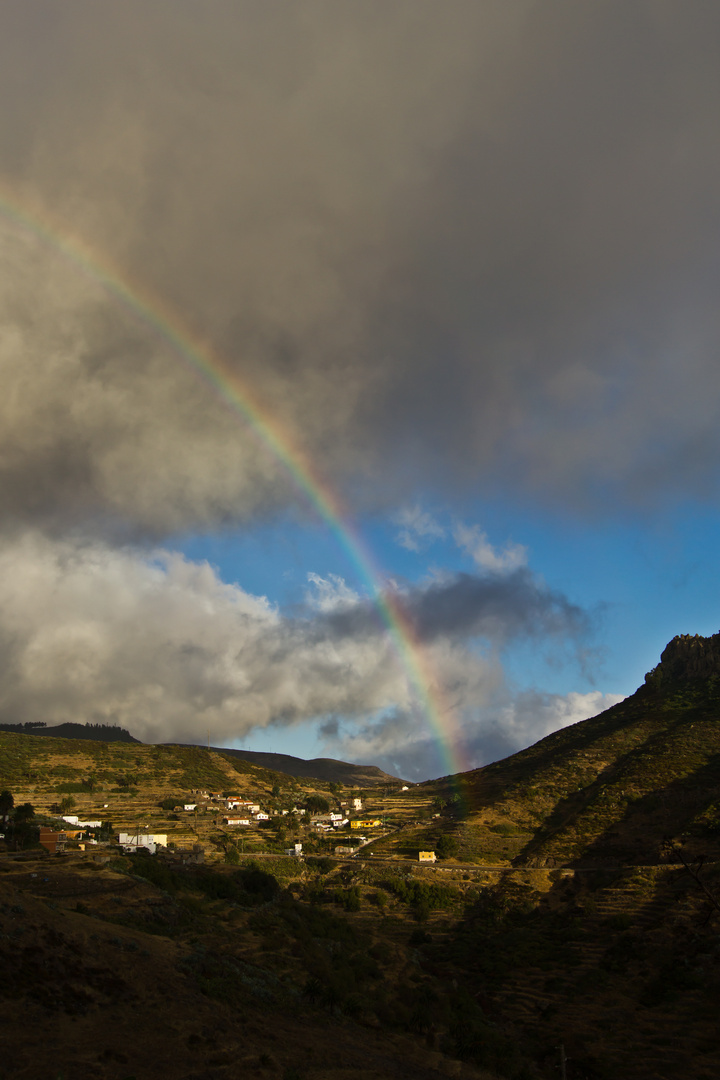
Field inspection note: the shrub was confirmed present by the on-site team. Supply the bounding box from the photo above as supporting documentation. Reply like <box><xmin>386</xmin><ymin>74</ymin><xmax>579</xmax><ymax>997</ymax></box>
<box><xmin>306</xmin><ymin>856</ymin><xmax>333</xmax><ymax>874</ymax></box>
<box><xmin>436</xmin><ymin>834</ymin><xmax>459</xmax><ymax>859</ymax></box>
<box><xmin>334</xmin><ymin>886</ymin><xmax>361</xmax><ymax>912</ymax></box>
<box><xmin>158</xmin><ymin>796</ymin><xmax>182</xmax><ymax>811</ymax></box>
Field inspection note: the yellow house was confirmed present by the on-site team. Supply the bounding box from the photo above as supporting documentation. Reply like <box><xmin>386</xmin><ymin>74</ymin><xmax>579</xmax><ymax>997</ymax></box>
<box><xmin>350</xmin><ymin>819</ymin><xmax>382</xmax><ymax>829</ymax></box>
<box><xmin>419</xmin><ymin>851</ymin><xmax>436</xmax><ymax>863</ymax></box>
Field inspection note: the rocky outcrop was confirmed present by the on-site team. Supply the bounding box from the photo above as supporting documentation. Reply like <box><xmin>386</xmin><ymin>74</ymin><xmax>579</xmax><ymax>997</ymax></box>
<box><xmin>645</xmin><ymin>631</ymin><xmax>720</xmax><ymax>685</ymax></box>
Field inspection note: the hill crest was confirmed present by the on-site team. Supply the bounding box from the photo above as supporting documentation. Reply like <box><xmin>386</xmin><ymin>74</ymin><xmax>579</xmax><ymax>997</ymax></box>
<box><xmin>645</xmin><ymin>629</ymin><xmax>720</xmax><ymax>685</ymax></box>
<box><xmin>166</xmin><ymin>743</ymin><xmax>402</xmax><ymax>788</ymax></box>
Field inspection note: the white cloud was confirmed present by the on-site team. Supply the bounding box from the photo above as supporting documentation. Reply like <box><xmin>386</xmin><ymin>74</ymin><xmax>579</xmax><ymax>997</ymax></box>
<box><xmin>0</xmin><ymin>533</ymin><xmax>410</xmax><ymax>745</ymax></box>
<box><xmin>0</xmin><ymin>532</ymin><xmax>598</xmax><ymax>772</ymax></box>
<box><xmin>394</xmin><ymin>506</ymin><xmax>446</xmax><ymax>552</ymax></box>
<box><xmin>453</xmin><ymin>522</ymin><xmax>528</xmax><ymax>573</ymax></box>
<box><xmin>321</xmin><ymin>686</ymin><xmax>626</xmax><ymax>781</ymax></box>
<box><xmin>305</xmin><ymin>572</ymin><xmax>362</xmax><ymax>612</ymax></box>
<box><xmin>486</xmin><ymin>689</ymin><xmax>627</xmax><ymax>753</ymax></box>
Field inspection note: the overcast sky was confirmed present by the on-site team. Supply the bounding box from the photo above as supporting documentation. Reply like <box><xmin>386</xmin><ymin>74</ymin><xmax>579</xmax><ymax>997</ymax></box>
<box><xmin>1</xmin><ymin>2</ymin><xmax>719</xmax><ymax>779</ymax></box>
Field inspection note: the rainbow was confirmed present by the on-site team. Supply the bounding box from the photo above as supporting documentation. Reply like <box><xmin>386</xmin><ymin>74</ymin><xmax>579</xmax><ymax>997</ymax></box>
<box><xmin>0</xmin><ymin>187</ymin><xmax>467</xmax><ymax>781</ymax></box>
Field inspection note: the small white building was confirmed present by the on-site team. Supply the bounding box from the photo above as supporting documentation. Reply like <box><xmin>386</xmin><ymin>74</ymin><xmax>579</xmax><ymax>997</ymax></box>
<box><xmin>223</xmin><ymin>817</ymin><xmax>251</xmax><ymax>826</ymax></box>
<box><xmin>253</xmin><ymin>811</ymin><xmax>270</xmax><ymax>821</ymax></box>
<box><xmin>351</xmin><ymin>798</ymin><xmax>363</xmax><ymax>811</ymax></box>
<box><xmin>419</xmin><ymin>851</ymin><xmax>436</xmax><ymax>863</ymax></box>
<box><xmin>62</xmin><ymin>815</ymin><xmax>80</xmax><ymax>825</ymax></box>
<box><xmin>184</xmin><ymin>803</ymin><xmax>197</xmax><ymax>811</ymax></box>
<box><xmin>118</xmin><ymin>832</ymin><xmax>168</xmax><ymax>855</ymax></box>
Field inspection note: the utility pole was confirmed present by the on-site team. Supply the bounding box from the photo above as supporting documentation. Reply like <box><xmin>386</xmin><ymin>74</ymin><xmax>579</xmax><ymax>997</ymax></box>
<box><xmin>557</xmin><ymin>1044</ymin><xmax>567</xmax><ymax>1080</ymax></box>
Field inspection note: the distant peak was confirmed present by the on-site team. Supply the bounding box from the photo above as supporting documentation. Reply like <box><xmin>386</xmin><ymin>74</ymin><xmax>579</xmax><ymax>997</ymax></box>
<box><xmin>645</xmin><ymin>631</ymin><xmax>720</xmax><ymax>686</ymax></box>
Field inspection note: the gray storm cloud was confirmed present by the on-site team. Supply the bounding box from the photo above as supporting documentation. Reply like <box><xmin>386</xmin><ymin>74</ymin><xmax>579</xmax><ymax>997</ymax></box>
<box><xmin>1</xmin><ymin>2</ymin><xmax>720</xmax><ymax>532</ymax></box>
<box><xmin>0</xmin><ymin>4</ymin><xmax>703</xmax><ymax>768</ymax></box>
<box><xmin>319</xmin><ymin>568</ymin><xmax>591</xmax><ymax>652</ymax></box>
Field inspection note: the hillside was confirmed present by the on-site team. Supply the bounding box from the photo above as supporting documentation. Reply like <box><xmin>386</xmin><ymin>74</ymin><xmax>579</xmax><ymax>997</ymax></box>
<box><xmin>180</xmin><ymin>744</ymin><xmax>403</xmax><ymax>787</ymax></box>
<box><xmin>369</xmin><ymin>632</ymin><xmax>720</xmax><ymax>871</ymax></box>
<box><xmin>0</xmin><ymin>721</ymin><xmax>139</xmax><ymax>742</ymax></box>
<box><xmin>361</xmin><ymin>633</ymin><xmax>720</xmax><ymax>1079</ymax></box>
<box><xmin>2</xmin><ymin>632</ymin><xmax>720</xmax><ymax>1079</ymax></box>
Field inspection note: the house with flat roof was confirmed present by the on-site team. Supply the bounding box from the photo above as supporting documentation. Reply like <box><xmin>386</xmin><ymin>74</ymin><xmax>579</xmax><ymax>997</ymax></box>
<box><xmin>118</xmin><ymin>832</ymin><xmax>167</xmax><ymax>854</ymax></box>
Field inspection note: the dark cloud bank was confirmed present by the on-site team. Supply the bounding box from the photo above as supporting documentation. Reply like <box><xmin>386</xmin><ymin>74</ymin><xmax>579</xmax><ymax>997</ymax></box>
<box><xmin>1</xmin><ymin>2</ymin><xmax>720</xmax><ymax>530</ymax></box>
<box><xmin>3</xmin><ymin>2</ymin><xmax>713</xmax><ymax>772</ymax></box>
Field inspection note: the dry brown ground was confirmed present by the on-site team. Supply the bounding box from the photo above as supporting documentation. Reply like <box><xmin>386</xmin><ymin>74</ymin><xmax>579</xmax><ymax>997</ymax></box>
<box><xmin>0</xmin><ymin>853</ymin><xmax>500</xmax><ymax>1080</ymax></box>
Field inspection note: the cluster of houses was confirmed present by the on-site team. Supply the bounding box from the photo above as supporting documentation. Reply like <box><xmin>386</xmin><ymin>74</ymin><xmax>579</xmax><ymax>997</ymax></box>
<box><xmin>38</xmin><ymin>814</ymin><xmax>106</xmax><ymax>854</ymax></box>
<box><xmin>35</xmin><ymin>787</ymin><xmax>394</xmax><ymax>861</ymax></box>
<box><xmin>180</xmin><ymin>790</ymin><xmax>271</xmax><ymax>827</ymax></box>
<box><xmin>222</xmin><ymin>800</ymin><xmax>269</xmax><ymax>827</ymax></box>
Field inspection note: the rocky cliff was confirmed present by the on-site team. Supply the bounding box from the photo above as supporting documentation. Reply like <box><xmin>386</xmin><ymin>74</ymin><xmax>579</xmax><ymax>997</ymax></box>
<box><xmin>645</xmin><ymin>631</ymin><xmax>720</xmax><ymax>685</ymax></box>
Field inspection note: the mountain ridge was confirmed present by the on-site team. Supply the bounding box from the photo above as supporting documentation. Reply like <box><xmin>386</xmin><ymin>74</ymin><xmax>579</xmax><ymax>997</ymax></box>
<box><xmin>164</xmin><ymin>744</ymin><xmax>403</xmax><ymax>787</ymax></box>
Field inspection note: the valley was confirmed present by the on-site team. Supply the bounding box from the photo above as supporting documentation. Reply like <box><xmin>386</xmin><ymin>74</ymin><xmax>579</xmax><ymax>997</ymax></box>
<box><xmin>2</xmin><ymin>633</ymin><xmax>720</xmax><ymax>1079</ymax></box>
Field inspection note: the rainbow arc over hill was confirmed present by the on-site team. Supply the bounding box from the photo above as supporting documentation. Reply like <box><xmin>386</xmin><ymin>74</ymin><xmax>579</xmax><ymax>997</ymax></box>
<box><xmin>0</xmin><ymin>189</ymin><xmax>466</xmax><ymax>781</ymax></box>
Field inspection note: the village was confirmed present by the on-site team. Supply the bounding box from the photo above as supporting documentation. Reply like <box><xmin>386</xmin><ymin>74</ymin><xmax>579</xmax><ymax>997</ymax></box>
<box><xmin>30</xmin><ymin>785</ymin><xmax>440</xmax><ymax>865</ymax></box>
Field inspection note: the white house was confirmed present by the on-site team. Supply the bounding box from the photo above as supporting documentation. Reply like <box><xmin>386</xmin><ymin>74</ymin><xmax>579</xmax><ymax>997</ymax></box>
<box><xmin>183</xmin><ymin>803</ymin><xmax>197</xmax><ymax>811</ymax></box>
<box><xmin>223</xmin><ymin>817</ymin><xmax>251</xmax><ymax>826</ymax></box>
<box><xmin>62</xmin><ymin>815</ymin><xmax>80</xmax><ymax>825</ymax></box>
<box><xmin>253</xmin><ymin>811</ymin><xmax>270</xmax><ymax>821</ymax></box>
<box><xmin>351</xmin><ymin>798</ymin><xmax>363</xmax><ymax>811</ymax></box>
<box><xmin>284</xmin><ymin>842</ymin><xmax>303</xmax><ymax>856</ymax></box>
<box><xmin>118</xmin><ymin>832</ymin><xmax>167</xmax><ymax>855</ymax></box>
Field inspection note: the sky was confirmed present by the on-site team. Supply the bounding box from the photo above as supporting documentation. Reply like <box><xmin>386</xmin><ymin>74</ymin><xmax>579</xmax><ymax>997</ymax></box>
<box><xmin>0</xmin><ymin>2</ymin><xmax>719</xmax><ymax>780</ymax></box>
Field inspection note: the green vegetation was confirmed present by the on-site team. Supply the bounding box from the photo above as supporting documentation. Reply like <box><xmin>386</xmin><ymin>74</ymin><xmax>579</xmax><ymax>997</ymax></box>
<box><xmin>304</xmin><ymin>794</ymin><xmax>330</xmax><ymax>813</ymax></box>
<box><xmin>435</xmin><ymin>833</ymin><xmax>459</xmax><ymax>859</ymax></box>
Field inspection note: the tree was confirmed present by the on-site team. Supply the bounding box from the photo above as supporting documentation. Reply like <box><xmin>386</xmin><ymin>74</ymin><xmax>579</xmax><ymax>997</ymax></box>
<box><xmin>306</xmin><ymin>794</ymin><xmax>330</xmax><ymax>814</ymax></box>
<box><xmin>436</xmin><ymin>834</ymin><xmax>459</xmax><ymax>860</ymax></box>
<box><xmin>9</xmin><ymin>803</ymin><xmax>36</xmax><ymax>850</ymax></box>
<box><xmin>0</xmin><ymin>790</ymin><xmax>13</xmax><ymax>821</ymax></box>
<box><xmin>268</xmin><ymin>818</ymin><xmax>287</xmax><ymax>844</ymax></box>
<box><xmin>59</xmin><ymin>796</ymin><xmax>76</xmax><ymax>813</ymax></box>
<box><xmin>158</xmin><ymin>796</ymin><xmax>180</xmax><ymax>811</ymax></box>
